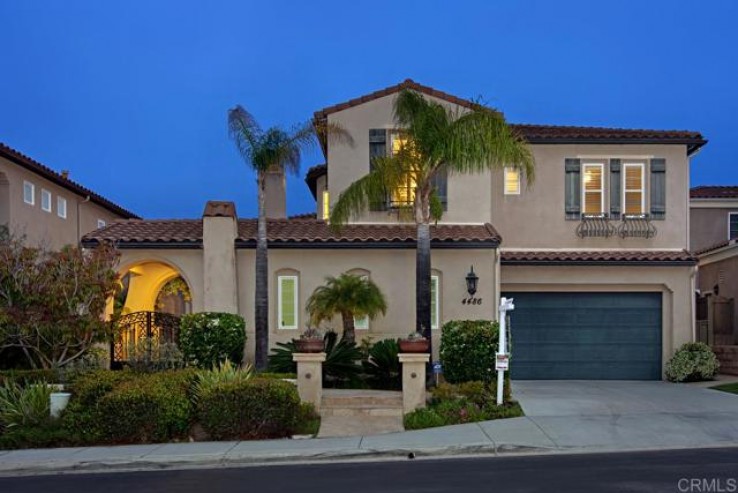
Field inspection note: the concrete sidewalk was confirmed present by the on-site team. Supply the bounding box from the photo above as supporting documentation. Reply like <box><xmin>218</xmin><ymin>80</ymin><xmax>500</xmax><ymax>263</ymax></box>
<box><xmin>2</xmin><ymin>380</ymin><xmax>738</xmax><ymax>476</ymax></box>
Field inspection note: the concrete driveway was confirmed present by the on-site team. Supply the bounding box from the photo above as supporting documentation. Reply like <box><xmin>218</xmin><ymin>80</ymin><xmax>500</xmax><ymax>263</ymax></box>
<box><xmin>512</xmin><ymin>380</ymin><xmax>738</xmax><ymax>451</ymax></box>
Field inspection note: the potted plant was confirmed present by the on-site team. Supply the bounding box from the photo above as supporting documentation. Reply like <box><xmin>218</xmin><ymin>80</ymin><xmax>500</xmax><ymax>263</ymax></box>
<box><xmin>399</xmin><ymin>331</ymin><xmax>430</xmax><ymax>353</ymax></box>
<box><xmin>49</xmin><ymin>367</ymin><xmax>71</xmax><ymax>418</ymax></box>
<box><xmin>293</xmin><ymin>328</ymin><xmax>325</xmax><ymax>353</ymax></box>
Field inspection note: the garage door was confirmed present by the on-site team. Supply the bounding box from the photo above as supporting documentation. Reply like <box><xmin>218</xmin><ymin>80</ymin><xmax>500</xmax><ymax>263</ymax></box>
<box><xmin>504</xmin><ymin>292</ymin><xmax>662</xmax><ymax>380</ymax></box>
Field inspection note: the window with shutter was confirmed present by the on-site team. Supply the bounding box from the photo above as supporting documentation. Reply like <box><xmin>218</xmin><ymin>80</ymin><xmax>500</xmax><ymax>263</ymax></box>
<box><xmin>623</xmin><ymin>163</ymin><xmax>645</xmax><ymax>215</ymax></box>
<box><xmin>369</xmin><ymin>129</ymin><xmax>388</xmax><ymax>211</ymax></box>
<box><xmin>565</xmin><ymin>159</ymin><xmax>581</xmax><ymax>219</ymax></box>
<box><xmin>582</xmin><ymin>162</ymin><xmax>605</xmax><ymax>215</ymax></box>
<box><xmin>649</xmin><ymin>158</ymin><xmax>666</xmax><ymax>220</ymax></box>
<box><xmin>431</xmin><ymin>166</ymin><xmax>448</xmax><ymax>210</ymax></box>
<box><xmin>609</xmin><ymin>159</ymin><xmax>621</xmax><ymax>219</ymax></box>
<box><xmin>431</xmin><ymin>275</ymin><xmax>440</xmax><ymax>330</ymax></box>
<box><xmin>729</xmin><ymin>213</ymin><xmax>738</xmax><ymax>240</ymax></box>
<box><xmin>278</xmin><ymin>275</ymin><xmax>298</xmax><ymax>329</ymax></box>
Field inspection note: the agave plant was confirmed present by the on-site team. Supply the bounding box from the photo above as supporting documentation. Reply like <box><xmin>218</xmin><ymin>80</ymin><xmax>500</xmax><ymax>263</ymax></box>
<box><xmin>0</xmin><ymin>380</ymin><xmax>52</xmax><ymax>429</ymax></box>
<box><xmin>191</xmin><ymin>359</ymin><xmax>254</xmax><ymax>403</ymax></box>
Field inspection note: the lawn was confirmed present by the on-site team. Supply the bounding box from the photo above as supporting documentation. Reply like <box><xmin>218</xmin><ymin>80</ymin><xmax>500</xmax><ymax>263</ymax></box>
<box><xmin>711</xmin><ymin>382</ymin><xmax>738</xmax><ymax>394</ymax></box>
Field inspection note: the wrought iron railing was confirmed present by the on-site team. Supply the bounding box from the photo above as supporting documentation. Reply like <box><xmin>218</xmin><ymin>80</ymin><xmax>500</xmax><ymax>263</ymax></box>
<box><xmin>111</xmin><ymin>311</ymin><xmax>180</xmax><ymax>368</ymax></box>
<box><xmin>576</xmin><ymin>214</ymin><xmax>616</xmax><ymax>238</ymax></box>
<box><xmin>617</xmin><ymin>214</ymin><xmax>657</xmax><ymax>239</ymax></box>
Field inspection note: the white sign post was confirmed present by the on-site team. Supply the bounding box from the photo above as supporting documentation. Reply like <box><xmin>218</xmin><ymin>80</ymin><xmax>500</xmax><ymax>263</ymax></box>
<box><xmin>496</xmin><ymin>297</ymin><xmax>514</xmax><ymax>405</ymax></box>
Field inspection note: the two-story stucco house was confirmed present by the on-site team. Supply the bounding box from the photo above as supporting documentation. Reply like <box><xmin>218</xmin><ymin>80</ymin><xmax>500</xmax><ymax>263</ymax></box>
<box><xmin>82</xmin><ymin>80</ymin><xmax>706</xmax><ymax>380</ymax></box>
<box><xmin>0</xmin><ymin>142</ymin><xmax>139</xmax><ymax>249</ymax></box>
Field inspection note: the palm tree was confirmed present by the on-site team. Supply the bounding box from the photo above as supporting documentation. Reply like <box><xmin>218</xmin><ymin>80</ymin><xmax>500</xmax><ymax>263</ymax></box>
<box><xmin>228</xmin><ymin>107</ymin><xmax>352</xmax><ymax>369</ymax></box>
<box><xmin>306</xmin><ymin>273</ymin><xmax>388</xmax><ymax>344</ymax></box>
<box><xmin>330</xmin><ymin>89</ymin><xmax>534</xmax><ymax>356</ymax></box>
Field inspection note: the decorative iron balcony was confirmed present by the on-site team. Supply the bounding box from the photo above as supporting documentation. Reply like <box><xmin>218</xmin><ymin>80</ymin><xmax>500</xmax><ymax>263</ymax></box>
<box><xmin>617</xmin><ymin>214</ymin><xmax>657</xmax><ymax>239</ymax></box>
<box><xmin>575</xmin><ymin>214</ymin><xmax>616</xmax><ymax>238</ymax></box>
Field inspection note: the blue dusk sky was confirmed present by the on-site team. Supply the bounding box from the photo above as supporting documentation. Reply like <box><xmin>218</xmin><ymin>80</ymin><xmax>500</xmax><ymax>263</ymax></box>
<box><xmin>0</xmin><ymin>0</ymin><xmax>735</xmax><ymax>219</ymax></box>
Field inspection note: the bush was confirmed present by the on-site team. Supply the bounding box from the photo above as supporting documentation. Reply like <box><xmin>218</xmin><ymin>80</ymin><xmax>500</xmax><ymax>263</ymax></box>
<box><xmin>63</xmin><ymin>370</ymin><xmax>195</xmax><ymax>444</ymax></box>
<box><xmin>665</xmin><ymin>342</ymin><xmax>720</xmax><ymax>382</ymax></box>
<box><xmin>0</xmin><ymin>421</ymin><xmax>81</xmax><ymax>450</ymax></box>
<box><xmin>196</xmin><ymin>377</ymin><xmax>303</xmax><ymax>440</ymax></box>
<box><xmin>0</xmin><ymin>380</ymin><xmax>52</xmax><ymax>429</ymax></box>
<box><xmin>440</xmin><ymin>320</ymin><xmax>499</xmax><ymax>383</ymax></box>
<box><xmin>179</xmin><ymin>312</ymin><xmax>246</xmax><ymax>369</ymax></box>
<box><xmin>0</xmin><ymin>369</ymin><xmax>56</xmax><ymax>387</ymax></box>
<box><xmin>126</xmin><ymin>341</ymin><xmax>185</xmax><ymax>372</ymax></box>
<box><xmin>362</xmin><ymin>338</ymin><xmax>401</xmax><ymax>390</ymax></box>
<box><xmin>192</xmin><ymin>360</ymin><xmax>253</xmax><ymax>404</ymax></box>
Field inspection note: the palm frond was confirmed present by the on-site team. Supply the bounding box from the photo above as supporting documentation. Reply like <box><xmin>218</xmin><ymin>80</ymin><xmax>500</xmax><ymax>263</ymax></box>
<box><xmin>227</xmin><ymin>106</ymin><xmax>263</xmax><ymax>169</ymax></box>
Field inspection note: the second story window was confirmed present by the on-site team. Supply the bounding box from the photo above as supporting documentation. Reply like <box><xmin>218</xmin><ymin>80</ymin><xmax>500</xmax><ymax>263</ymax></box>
<box><xmin>23</xmin><ymin>181</ymin><xmax>35</xmax><ymax>205</ymax></box>
<box><xmin>582</xmin><ymin>162</ymin><xmax>604</xmax><ymax>215</ymax></box>
<box><xmin>623</xmin><ymin>163</ymin><xmax>645</xmax><ymax>215</ymax></box>
<box><xmin>97</xmin><ymin>219</ymin><xmax>106</xmax><ymax>229</ymax></box>
<box><xmin>321</xmin><ymin>191</ymin><xmax>330</xmax><ymax>221</ymax></box>
<box><xmin>504</xmin><ymin>167</ymin><xmax>521</xmax><ymax>195</ymax></box>
<box><xmin>57</xmin><ymin>196</ymin><xmax>67</xmax><ymax>219</ymax></box>
<box><xmin>390</xmin><ymin>132</ymin><xmax>416</xmax><ymax>207</ymax></box>
<box><xmin>730</xmin><ymin>213</ymin><xmax>738</xmax><ymax>241</ymax></box>
<box><xmin>41</xmin><ymin>189</ymin><xmax>52</xmax><ymax>212</ymax></box>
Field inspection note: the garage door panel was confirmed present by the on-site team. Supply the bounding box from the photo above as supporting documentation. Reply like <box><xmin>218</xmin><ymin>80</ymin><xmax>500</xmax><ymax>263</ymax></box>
<box><xmin>505</xmin><ymin>292</ymin><xmax>662</xmax><ymax>380</ymax></box>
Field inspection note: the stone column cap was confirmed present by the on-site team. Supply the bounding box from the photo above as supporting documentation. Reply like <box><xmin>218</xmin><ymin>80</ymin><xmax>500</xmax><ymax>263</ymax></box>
<box><xmin>292</xmin><ymin>352</ymin><xmax>327</xmax><ymax>363</ymax></box>
<box><xmin>398</xmin><ymin>353</ymin><xmax>431</xmax><ymax>363</ymax></box>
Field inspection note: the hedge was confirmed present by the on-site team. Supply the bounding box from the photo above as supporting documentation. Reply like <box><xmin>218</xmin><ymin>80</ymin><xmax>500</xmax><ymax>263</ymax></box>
<box><xmin>196</xmin><ymin>377</ymin><xmax>304</xmax><ymax>440</ymax></box>
<box><xmin>439</xmin><ymin>320</ymin><xmax>500</xmax><ymax>383</ymax></box>
<box><xmin>179</xmin><ymin>312</ymin><xmax>246</xmax><ymax>369</ymax></box>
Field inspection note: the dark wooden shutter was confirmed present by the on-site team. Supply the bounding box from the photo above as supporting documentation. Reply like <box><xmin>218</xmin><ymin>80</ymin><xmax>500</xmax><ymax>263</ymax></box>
<box><xmin>609</xmin><ymin>159</ymin><xmax>621</xmax><ymax>219</ymax></box>
<box><xmin>565</xmin><ymin>158</ymin><xmax>581</xmax><ymax>219</ymax></box>
<box><xmin>431</xmin><ymin>165</ymin><xmax>448</xmax><ymax>211</ymax></box>
<box><xmin>650</xmin><ymin>158</ymin><xmax>666</xmax><ymax>220</ymax></box>
<box><xmin>369</xmin><ymin>129</ymin><xmax>387</xmax><ymax>210</ymax></box>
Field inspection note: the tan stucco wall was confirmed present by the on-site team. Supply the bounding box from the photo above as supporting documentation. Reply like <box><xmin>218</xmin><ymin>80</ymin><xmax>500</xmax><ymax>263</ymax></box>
<box><xmin>690</xmin><ymin>206</ymin><xmax>738</xmax><ymax>252</ymax></box>
<box><xmin>0</xmin><ymin>155</ymin><xmax>125</xmax><ymax>250</ymax></box>
<box><xmin>501</xmin><ymin>264</ymin><xmax>696</xmax><ymax>376</ymax></box>
<box><xmin>235</xmin><ymin>247</ymin><xmax>498</xmax><ymax>361</ymax></box>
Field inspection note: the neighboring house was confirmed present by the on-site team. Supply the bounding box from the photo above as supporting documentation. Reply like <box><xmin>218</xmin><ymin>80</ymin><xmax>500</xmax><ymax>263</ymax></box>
<box><xmin>690</xmin><ymin>186</ymin><xmax>738</xmax><ymax>370</ymax></box>
<box><xmin>0</xmin><ymin>143</ymin><xmax>139</xmax><ymax>249</ymax></box>
<box><xmin>83</xmin><ymin>79</ymin><xmax>706</xmax><ymax>380</ymax></box>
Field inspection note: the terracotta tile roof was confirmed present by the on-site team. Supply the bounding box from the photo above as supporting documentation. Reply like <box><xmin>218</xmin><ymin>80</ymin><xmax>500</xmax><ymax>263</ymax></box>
<box><xmin>500</xmin><ymin>250</ymin><xmax>697</xmax><ymax>265</ymax></box>
<box><xmin>0</xmin><ymin>142</ymin><xmax>139</xmax><ymax>219</ymax></box>
<box><xmin>82</xmin><ymin>219</ymin><xmax>501</xmax><ymax>248</ymax></box>
<box><xmin>312</xmin><ymin>79</ymin><xmax>706</xmax><ymax>154</ymax></box>
<box><xmin>287</xmin><ymin>212</ymin><xmax>318</xmax><ymax>220</ymax></box>
<box><xmin>690</xmin><ymin>186</ymin><xmax>738</xmax><ymax>199</ymax></box>
<box><xmin>694</xmin><ymin>239</ymin><xmax>738</xmax><ymax>256</ymax></box>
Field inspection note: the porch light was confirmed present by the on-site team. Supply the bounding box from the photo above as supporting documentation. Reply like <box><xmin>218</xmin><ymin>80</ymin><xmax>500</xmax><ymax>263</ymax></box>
<box><xmin>465</xmin><ymin>266</ymin><xmax>478</xmax><ymax>296</ymax></box>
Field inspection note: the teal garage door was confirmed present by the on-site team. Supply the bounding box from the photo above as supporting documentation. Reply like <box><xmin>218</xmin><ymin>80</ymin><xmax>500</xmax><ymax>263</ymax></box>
<box><xmin>505</xmin><ymin>292</ymin><xmax>662</xmax><ymax>380</ymax></box>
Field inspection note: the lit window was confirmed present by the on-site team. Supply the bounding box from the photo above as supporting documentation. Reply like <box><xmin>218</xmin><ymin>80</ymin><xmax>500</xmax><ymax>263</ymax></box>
<box><xmin>390</xmin><ymin>132</ymin><xmax>416</xmax><ymax>207</ymax></box>
<box><xmin>623</xmin><ymin>163</ymin><xmax>645</xmax><ymax>215</ymax></box>
<box><xmin>354</xmin><ymin>274</ymin><xmax>370</xmax><ymax>330</ymax></box>
<box><xmin>582</xmin><ymin>163</ymin><xmax>604</xmax><ymax>215</ymax></box>
<box><xmin>41</xmin><ymin>189</ymin><xmax>52</xmax><ymax>212</ymax></box>
<box><xmin>97</xmin><ymin>219</ymin><xmax>106</xmax><ymax>229</ymax></box>
<box><xmin>23</xmin><ymin>181</ymin><xmax>35</xmax><ymax>205</ymax></box>
<box><xmin>431</xmin><ymin>275</ymin><xmax>440</xmax><ymax>330</ymax></box>
<box><xmin>57</xmin><ymin>196</ymin><xmax>67</xmax><ymax>219</ymax></box>
<box><xmin>504</xmin><ymin>167</ymin><xmax>521</xmax><ymax>195</ymax></box>
<box><xmin>730</xmin><ymin>213</ymin><xmax>738</xmax><ymax>241</ymax></box>
<box><xmin>278</xmin><ymin>275</ymin><xmax>298</xmax><ymax>330</ymax></box>
<box><xmin>322</xmin><ymin>191</ymin><xmax>330</xmax><ymax>221</ymax></box>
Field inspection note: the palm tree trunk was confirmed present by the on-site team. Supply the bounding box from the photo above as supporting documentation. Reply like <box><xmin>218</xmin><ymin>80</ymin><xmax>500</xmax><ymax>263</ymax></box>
<box><xmin>253</xmin><ymin>172</ymin><xmax>269</xmax><ymax>370</ymax></box>
<box><xmin>341</xmin><ymin>310</ymin><xmax>356</xmax><ymax>344</ymax></box>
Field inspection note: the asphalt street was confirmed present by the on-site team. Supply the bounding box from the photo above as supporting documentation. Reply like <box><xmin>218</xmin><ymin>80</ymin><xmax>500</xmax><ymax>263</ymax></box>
<box><xmin>2</xmin><ymin>447</ymin><xmax>738</xmax><ymax>493</ymax></box>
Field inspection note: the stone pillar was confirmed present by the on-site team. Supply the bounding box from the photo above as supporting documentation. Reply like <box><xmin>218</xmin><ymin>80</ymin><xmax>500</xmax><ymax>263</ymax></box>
<box><xmin>398</xmin><ymin>353</ymin><xmax>430</xmax><ymax>413</ymax></box>
<box><xmin>202</xmin><ymin>201</ymin><xmax>239</xmax><ymax>313</ymax></box>
<box><xmin>292</xmin><ymin>352</ymin><xmax>326</xmax><ymax>410</ymax></box>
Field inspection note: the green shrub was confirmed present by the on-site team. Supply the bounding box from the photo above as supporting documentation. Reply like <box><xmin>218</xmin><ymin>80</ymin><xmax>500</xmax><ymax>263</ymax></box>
<box><xmin>196</xmin><ymin>377</ymin><xmax>302</xmax><ymax>440</ymax></box>
<box><xmin>192</xmin><ymin>360</ymin><xmax>253</xmax><ymax>404</ymax></box>
<box><xmin>63</xmin><ymin>370</ymin><xmax>195</xmax><ymax>444</ymax></box>
<box><xmin>179</xmin><ymin>312</ymin><xmax>246</xmax><ymax>369</ymax></box>
<box><xmin>362</xmin><ymin>338</ymin><xmax>401</xmax><ymax>390</ymax></box>
<box><xmin>0</xmin><ymin>380</ymin><xmax>52</xmax><ymax>429</ymax></box>
<box><xmin>268</xmin><ymin>331</ymin><xmax>362</xmax><ymax>384</ymax></box>
<box><xmin>665</xmin><ymin>342</ymin><xmax>720</xmax><ymax>382</ymax></box>
<box><xmin>0</xmin><ymin>369</ymin><xmax>56</xmax><ymax>387</ymax></box>
<box><xmin>294</xmin><ymin>402</ymin><xmax>321</xmax><ymax>436</ymax></box>
<box><xmin>125</xmin><ymin>340</ymin><xmax>185</xmax><ymax>372</ymax></box>
<box><xmin>0</xmin><ymin>421</ymin><xmax>81</xmax><ymax>450</ymax></box>
<box><xmin>403</xmin><ymin>408</ymin><xmax>446</xmax><ymax>430</ymax></box>
<box><xmin>440</xmin><ymin>320</ymin><xmax>499</xmax><ymax>383</ymax></box>
<box><xmin>256</xmin><ymin>372</ymin><xmax>297</xmax><ymax>380</ymax></box>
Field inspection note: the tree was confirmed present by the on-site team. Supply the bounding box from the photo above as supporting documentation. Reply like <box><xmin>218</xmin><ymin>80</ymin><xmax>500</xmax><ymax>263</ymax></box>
<box><xmin>0</xmin><ymin>234</ymin><xmax>119</xmax><ymax>369</ymax></box>
<box><xmin>228</xmin><ymin>107</ymin><xmax>352</xmax><ymax>370</ymax></box>
<box><xmin>330</xmin><ymin>89</ymin><xmax>534</xmax><ymax>356</ymax></box>
<box><xmin>306</xmin><ymin>274</ymin><xmax>387</xmax><ymax>344</ymax></box>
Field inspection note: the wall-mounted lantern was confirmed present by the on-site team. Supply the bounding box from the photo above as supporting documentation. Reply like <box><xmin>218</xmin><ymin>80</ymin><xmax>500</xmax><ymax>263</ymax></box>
<box><xmin>465</xmin><ymin>266</ymin><xmax>479</xmax><ymax>296</ymax></box>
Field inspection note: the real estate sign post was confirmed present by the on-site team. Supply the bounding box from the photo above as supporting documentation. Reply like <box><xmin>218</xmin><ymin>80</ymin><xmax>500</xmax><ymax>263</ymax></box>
<box><xmin>497</xmin><ymin>297</ymin><xmax>514</xmax><ymax>405</ymax></box>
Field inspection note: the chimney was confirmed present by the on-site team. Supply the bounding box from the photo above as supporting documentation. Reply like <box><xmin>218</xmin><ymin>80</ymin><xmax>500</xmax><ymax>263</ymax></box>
<box><xmin>202</xmin><ymin>201</ymin><xmax>239</xmax><ymax>313</ymax></box>
<box><xmin>264</xmin><ymin>168</ymin><xmax>286</xmax><ymax>219</ymax></box>
<box><xmin>61</xmin><ymin>170</ymin><xmax>70</xmax><ymax>179</ymax></box>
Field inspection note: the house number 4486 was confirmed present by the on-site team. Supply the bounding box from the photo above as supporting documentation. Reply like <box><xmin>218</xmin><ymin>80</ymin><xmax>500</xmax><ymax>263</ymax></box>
<box><xmin>462</xmin><ymin>297</ymin><xmax>482</xmax><ymax>305</ymax></box>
